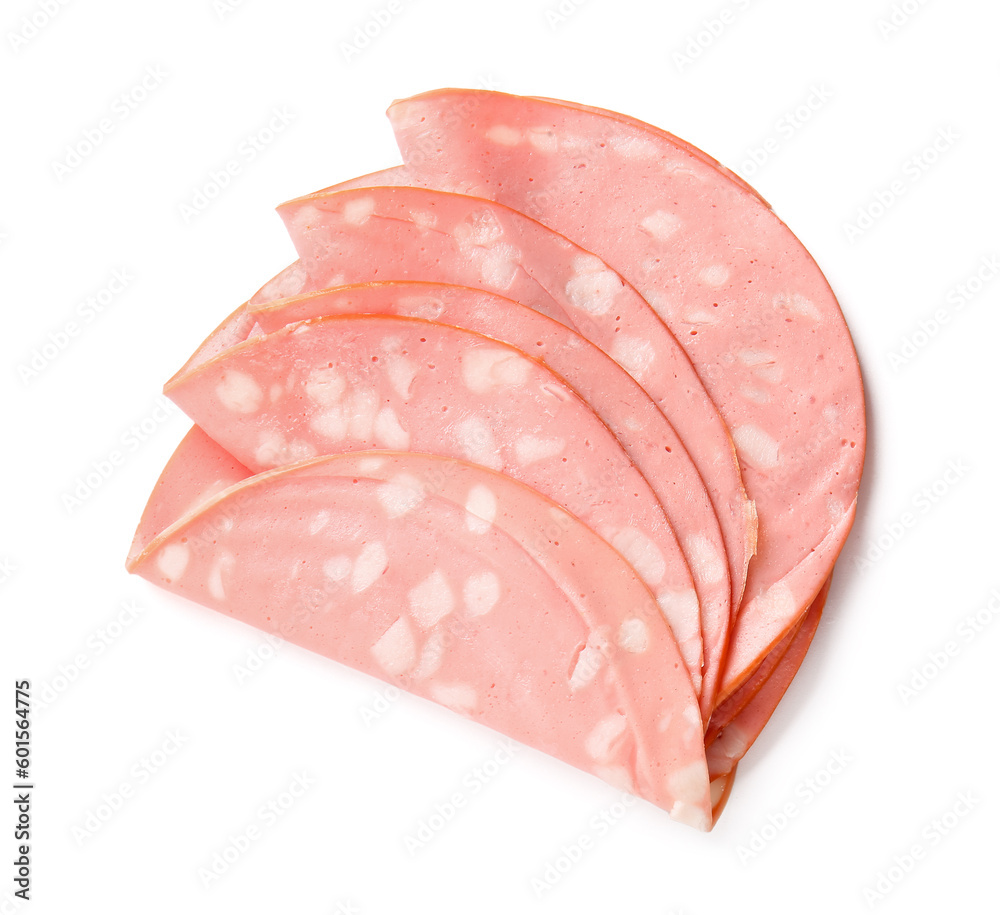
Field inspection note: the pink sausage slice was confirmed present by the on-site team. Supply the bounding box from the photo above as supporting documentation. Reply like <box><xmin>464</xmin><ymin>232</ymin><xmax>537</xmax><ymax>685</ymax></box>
<box><xmin>164</xmin><ymin>314</ymin><xmax>707</xmax><ymax>697</ymax></box>
<box><xmin>387</xmin><ymin>89</ymin><xmax>866</xmax><ymax>701</ymax></box>
<box><xmin>127</xmin><ymin>451</ymin><xmax>712</xmax><ymax>828</ymax></box>
<box><xmin>276</xmin><ymin>184</ymin><xmax>754</xmax><ymax>616</ymax></box>
<box><xmin>127</xmin><ymin>424</ymin><xmax>251</xmax><ymax>566</ymax></box>
<box><xmin>707</xmin><ymin>578</ymin><xmax>830</xmax><ymax>779</ymax></box>
<box><xmin>250</xmin><ymin>281</ymin><xmax>732</xmax><ymax>717</ymax></box>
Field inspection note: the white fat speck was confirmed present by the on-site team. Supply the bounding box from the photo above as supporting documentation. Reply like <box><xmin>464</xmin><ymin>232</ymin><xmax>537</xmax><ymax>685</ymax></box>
<box><xmin>398</xmin><ymin>295</ymin><xmax>445</xmax><ymax>321</ymax></box>
<box><xmin>156</xmin><ymin>543</ymin><xmax>189</xmax><ymax>582</ymax></box>
<box><xmin>357</xmin><ymin>456</ymin><xmax>387</xmax><ymax>474</ymax></box>
<box><xmin>479</xmin><ymin>242</ymin><xmax>520</xmax><ymax>289</ymax></box>
<box><xmin>774</xmin><ymin>292</ymin><xmax>821</xmax><ymax>320</ymax></box>
<box><xmin>592</xmin><ymin>765</ymin><xmax>635</xmax><ymax>794</ymax></box>
<box><xmin>373</xmin><ymin>406</ymin><xmax>410</xmax><ymax>450</ymax></box>
<box><xmin>376</xmin><ymin>473</ymin><xmax>425</xmax><ymax>518</ymax></box>
<box><xmin>670</xmin><ymin>801</ymin><xmax>711</xmax><ymax>832</ymax></box>
<box><xmin>207</xmin><ymin>552</ymin><xmax>234</xmax><ymax>600</ymax></box>
<box><xmin>453</xmin><ymin>210</ymin><xmax>505</xmax><ymax>248</ymax></box>
<box><xmin>617</xmin><ymin>617</ymin><xmax>649</xmax><ymax>653</ymax></box>
<box><xmin>347</xmin><ymin>387</ymin><xmax>379</xmax><ymax>441</ymax></box>
<box><xmin>738</xmin><ymin>349</ymin><xmax>775</xmax><ymax>367</ymax></box>
<box><xmin>351</xmin><ymin>541</ymin><xmax>388</xmax><ymax>593</ymax></box>
<box><xmin>455</xmin><ymin>415</ymin><xmax>502</xmax><ymax>470</ymax></box>
<box><xmin>742</xmin><ymin>386</ymin><xmax>772</xmax><ymax>404</ymax></box>
<box><xmin>309</xmin><ymin>511</ymin><xmax>330</xmax><ymax>535</ymax></box>
<box><xmin>342</xmin><ymin>196</ymin><xmax>376</xmax><ymax>225</ymax></box>
<box><xmin>412</xmin><ymin>629</ymin><xmax>446</xmax><ymax>680</ymax></box>
<box><xmin>514</xmin><ymin>435</ymin><xmax>565</xmax><ymax>466</ymax></box>
<box><xmin>371</xmin><ymin>617</ymin><xmax>416</xmax><ymax>677</ymax></box>
<box><xmin>465</xmin><ymin>484</ymin><xmax>498</xmax><ymax>534</ymax></box>
<box><xmin>656</xmin><ymin>588</ymin><xmax>700</xmax><ymax>644</ymax></box>
<box><xmin>733</xmin><ymin>424</ymin><xmax>780</xmax><ymax>470</ymax></box>
<box><xmin>565</xmin><ymin>255</ymin><xmax>622</xmax><ymax>316</ymax></box>
<box><xmin>698</xmin><ymin>264</ymin><xmax>730</xmax><ymax>287</ymax></box>
<box><xmin>323</xmin><ymin>555</ymin><xmax>352</xmax><ymax>582</ymax></box>
<box><xmin>387</xmin><ymin>99</ymin><xmax>430</xmax><ymax>132</ymax></box>
<box><xmin>684</xmin><ymin>310</ymin><xmax>719</xmax><ymax>325</ymax></box>
<box><xmin>309</xmin><ymin>404</ymin><xmax>347</xmax><ymax>442</ymax></box>
<box><xmin>463</xmin><ymin>570</ymin><xmax>500</xmax><ymax>617</ymax></box>
<box><xmin>737</xmin><ymin>349</ymin><xmax>783</xmax><ymax>383</ymax></box>
<box><xmin>612</xmin><ymin>528</ymin><xmax>666</xmax><ymax>587</ymax></box>
<box><xmin>268</xmin><ymin>383</ymin><xmax>282</xmax><ymax>403</ymax></box>
<box><xmin>408</xmin><ymin>569</ymin><xmax>455</xmax><ymax>628</ymax></box>
<box><xmin>610</xmin><ymin>336</ymin><xmax>656</xmax><ymax>383</ymax></box>
<box><xmin>742</xmin><ymin>582</ymin><xmax>796</xmax><ymax>627</ymax></box>
<box><xmin>640</xmin><ymin>209</ymin><xmax>682</xmax><ymax>241</ymax></box>
<box><xmin>822</xmin><ymin>405</ymin><xmax>839</xmax><ymax>423</ymax></box>
<box><xmin>683</xmin><ymin>534</ymin><xmax>726</xmax><ymax>585</ymax></box>
<box><xmin>610</xmin><ymin>133</ymin><xmax>660</xmax><ymax>159</ymax></box>
<box><xmin>585</xmin><ymin>713</ymin><xmax>627</xmax><ymax>761</ymax></box>
<box><xmin>288</xmin><ymin>204</ymin><xmax>323</xmax><ymax>234</ymax></box>
<box><xmin>668</xmin><ymin>762</ymin><xmax>711</xmax><ymax>830</ymax></box>
<box><xmin>569</xmin><ymin>641</ymin><xmax>605</xmax><ymax>691</ymax></box>
<box><xmin>304</xmin><ymin>367</ymin><xmax>346</xmax><ymax>407</ymax></box>
<box><xmin>527</xmin><ymin>127</ymin><xmax>558</xmax><ymax>152</ymax></box>
<box><xmin>255</xmin><ymin>432</ymin><xmax>316</xmax><ymax>468</ymax></box>
<box><xmin>429</xmin><ymin>682</ymin><xmax>477</xmax><ymax>714</ymax></box>
<box><xmin>461</xmin><ymin>348</ymin><xmax>531</xmax><ymax>394</ymax></box>
<box><xmin>385</xmin><ymin>354</ymin><xmax>419</xmax><ymax>400</ymax></box>
<box><xmin>486</xmin><ymin>124</ymin><xmax>521</xmax><ymax>146</ymax></box>
<box><xmin>657</xmin><ymin>710</ymin><xmax>674</xmax><ymax>733</ymax></box>
<box><xmin>216</xmin><ymin>370</ymin><xmax>262</xmax><ymax>413</ymax></box>
<box><xmin>715</xmin><ymin>724</ymin><xmax>750</xmax><ymax>760</ymax></box>
<box><xmin>412</xmin><ymin>209</ymin><xmax>437</xmax><ymax>230</ymax></box>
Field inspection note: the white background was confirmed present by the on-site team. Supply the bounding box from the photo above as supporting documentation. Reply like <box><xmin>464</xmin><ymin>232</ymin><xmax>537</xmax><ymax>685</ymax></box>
<box><xmin>2</xmin><ymin>0</ymin><xmax>998</xmax><ymax>912</ymax></box>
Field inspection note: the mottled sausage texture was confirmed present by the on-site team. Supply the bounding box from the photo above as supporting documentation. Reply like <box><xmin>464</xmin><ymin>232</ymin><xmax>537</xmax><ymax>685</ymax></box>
<box><xmin>247</xmin><ymin>281</ymin><xmax>732</xmax><ymax>718</ymax></box>
<box><xmin>128</xmin><ymin>451</ymin><xmax>713</xmax><ymax>829</ymax></box>
<box><xmin>276</xmin><ymin>183</ymin><xmax>754</xmax><ymax>620</ymax></box>
<box><xmin>128</xmin><ymin>89</ymin><xmax>865</xmax><ymax>827</ymax></box>
<box><xmin>165</xmin><ymin>313</ymin><xmax>708</xmax><ymax>696</ymax></box>
<box><xmin>387</xmin><ymin>89</ymin><xmax>865</xmax><ymax>701</ymax></box>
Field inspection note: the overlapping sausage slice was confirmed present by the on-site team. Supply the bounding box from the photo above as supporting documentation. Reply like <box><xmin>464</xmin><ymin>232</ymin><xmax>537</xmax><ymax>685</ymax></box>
<box><xmin>127</xmin><ymin>89</ymin><xmax>865</xmax><ymax>828</ymax></box>
<box><xmin>128</xmin><ymin>450</ymin><xmax>713</xmax><ymax>829</ymax></box>
<box><xmin>386</xmin><ymin>89</ymin><xmax>866</xmax><ymax>702</ymax></box>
